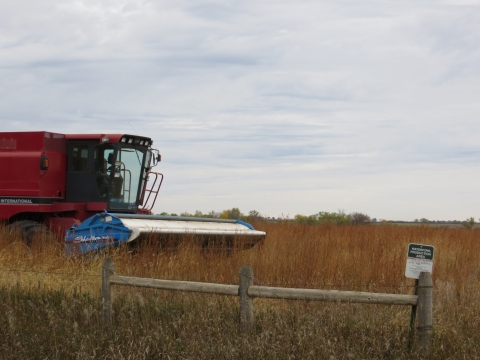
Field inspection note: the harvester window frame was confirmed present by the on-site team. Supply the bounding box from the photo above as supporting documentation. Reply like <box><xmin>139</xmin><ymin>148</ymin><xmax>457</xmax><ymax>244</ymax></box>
<box><xmin>107</xmin><ymin>143</ymin><xmax>148</xmax><ymax>212</ymax></box>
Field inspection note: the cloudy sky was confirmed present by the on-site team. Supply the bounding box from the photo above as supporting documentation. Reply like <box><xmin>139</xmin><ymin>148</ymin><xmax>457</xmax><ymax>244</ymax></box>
<box><xmin>1</xmin><ymin>0</ymin><xmax>480</xmax><ymax>220</ymax></box>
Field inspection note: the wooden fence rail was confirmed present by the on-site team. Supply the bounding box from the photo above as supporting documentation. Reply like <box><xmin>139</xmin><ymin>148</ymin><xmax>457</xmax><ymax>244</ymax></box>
<box><xmin>101</xmin><ymin>258</ymin><xmax>433</xmax><ymax>356</ymax></box>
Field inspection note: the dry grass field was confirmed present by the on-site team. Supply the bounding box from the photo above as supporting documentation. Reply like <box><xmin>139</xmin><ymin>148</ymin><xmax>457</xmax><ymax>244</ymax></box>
<box><xmin>0</xmin><ymin>222</ymin><xmax>479</xmax><ymax>359</ymax></box>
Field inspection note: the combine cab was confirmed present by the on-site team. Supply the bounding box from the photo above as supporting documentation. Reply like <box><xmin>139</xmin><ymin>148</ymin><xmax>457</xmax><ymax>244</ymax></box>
<box><xmin>0</xmin><ymin>131</ymin><xmax>265</xmax><ymax>254</ymax></box>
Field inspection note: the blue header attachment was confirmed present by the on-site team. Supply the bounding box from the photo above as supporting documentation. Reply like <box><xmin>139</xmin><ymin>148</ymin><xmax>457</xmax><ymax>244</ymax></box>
<box><xmin>65</xmin><ymin>212</ymin><xmax>132</xmax><ymax>256</ymax></box>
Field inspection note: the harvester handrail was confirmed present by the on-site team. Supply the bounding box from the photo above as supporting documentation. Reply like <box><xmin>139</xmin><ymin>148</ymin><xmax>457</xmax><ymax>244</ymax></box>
<box><xmin>138</xmin><ymin>171</ymin><xmax>163</xmax><ymax>211</ymax></box>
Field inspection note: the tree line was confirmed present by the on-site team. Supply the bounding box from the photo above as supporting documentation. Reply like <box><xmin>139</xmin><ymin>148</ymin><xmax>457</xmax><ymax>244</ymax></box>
<box><xmin>157</xmin><ymin>209</ymin><xmax>372</xmax><ymax>225</ymax></box>
<box><xmin>157</xmin><ymin>210</ymin><xmax>479</xmax><ymax>228</ymax></box>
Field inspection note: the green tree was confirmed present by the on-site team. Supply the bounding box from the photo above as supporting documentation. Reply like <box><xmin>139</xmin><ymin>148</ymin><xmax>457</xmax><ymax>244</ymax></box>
<box><xmin>294</xmin><ymin>214</ymin><xmax>316</xmax><ymax>224</ymax></box>
<box><xmin>219</xmin><ymin>207</ymin><xmax>243</xmax><ymax>220</ymax></box>
<box><xmin>294</xmin><ymin>211</ymin><xmax>351</xmax><ymax>225</ymax></box>
<box><xmin>316</xmin><ymin>211</ymin><xmax>350</xmax><ymax>225</ymax></box>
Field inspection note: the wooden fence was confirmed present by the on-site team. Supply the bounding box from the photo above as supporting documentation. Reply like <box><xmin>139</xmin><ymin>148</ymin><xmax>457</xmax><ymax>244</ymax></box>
<box><xmin>101</xmin><ymin>258</ymin><xmax>433</xmax><ymax>356</ymax></box>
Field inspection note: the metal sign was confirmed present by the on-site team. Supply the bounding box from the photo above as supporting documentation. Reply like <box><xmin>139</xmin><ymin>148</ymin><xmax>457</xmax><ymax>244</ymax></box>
<box><xmin>405</xmin><ymin>243</ymin><xmax>435</xmax><ymax>279</ymax></box>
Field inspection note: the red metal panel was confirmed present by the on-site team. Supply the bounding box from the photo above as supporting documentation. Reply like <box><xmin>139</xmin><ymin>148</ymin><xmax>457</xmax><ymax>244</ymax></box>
<box><xmin>39</xmin><ymin>151</ymin><xmax>66</xmax><ymax>198</ymax></box>
<box><xmin>0</xmin><ymin>151</ymin><xmax>42</xmax><ymax>195</ymax></box>
<box><xmin>46</xmin><ymin>217</ymin><xmax>81</xmax><ymax>240</ymax></box>
<box><xmin>0</xmin><ymin>131</ymin><xmax>67</xmax><ymax>221</ymax></box>
<box><xmin>0</xmin><ymin>132</ymin><xmax>66</xmax><ymax>198</ymax></box>
<box><xmin>52</xmin><ymin>202</ymin><xmax>86</xmax><ymax>212</ymax></box>
<box><xmin>0</xmin><ymin>132</ymin><xmax>44</xmax><ymax>151</ymax></box>
<box><xmin>85</xmin><ymin>202</ymin><xmax>108</xmax><ymax>211</ymax></box>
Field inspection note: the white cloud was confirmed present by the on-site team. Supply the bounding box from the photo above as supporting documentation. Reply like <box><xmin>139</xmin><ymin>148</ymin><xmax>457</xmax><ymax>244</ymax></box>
<box><xmin>1</xmin><ymin>0</ymin><xmax>480</xmax><ymax>220</ymax></box>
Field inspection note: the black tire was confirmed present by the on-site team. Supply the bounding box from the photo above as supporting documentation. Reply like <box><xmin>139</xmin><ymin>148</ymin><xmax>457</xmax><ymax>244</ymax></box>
<box><xmin>7</xmin><ymin>220</ymin><xmax>55</xmax><ymax>246</ymax></box>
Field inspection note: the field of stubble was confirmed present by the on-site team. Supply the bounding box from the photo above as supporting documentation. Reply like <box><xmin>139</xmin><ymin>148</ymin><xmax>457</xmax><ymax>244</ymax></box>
<box><xmin>0</xmin><ymin>222</ymin><xmax>479</xmax><ymax>359</ymax></box>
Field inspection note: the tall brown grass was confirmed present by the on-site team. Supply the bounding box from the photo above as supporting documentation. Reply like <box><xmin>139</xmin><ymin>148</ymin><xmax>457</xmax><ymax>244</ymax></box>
<box><xmin>0</xmin><ymin>222</ymin><xmax>479</xmax><ymax>358</ymax></box>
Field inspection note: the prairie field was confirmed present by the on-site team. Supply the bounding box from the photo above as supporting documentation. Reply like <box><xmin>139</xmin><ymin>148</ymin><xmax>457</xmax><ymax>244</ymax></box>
<box><xmin>0</xmin><ymin>222</ymin><xmax>479</xmax><ymax>359</ymax></box>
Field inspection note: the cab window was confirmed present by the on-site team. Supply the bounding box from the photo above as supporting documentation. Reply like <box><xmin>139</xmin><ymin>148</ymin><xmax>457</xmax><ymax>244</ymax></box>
<box><xmin>70</xmin><ymin>145</ymin><xmax>89</xmax><ymax>171</ymax></box>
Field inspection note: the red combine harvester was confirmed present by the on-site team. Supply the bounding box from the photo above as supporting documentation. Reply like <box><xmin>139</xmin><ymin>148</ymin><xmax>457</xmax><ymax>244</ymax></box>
<box><xmin>0</xmin><ymin>131</ymin><xmax>265</xmax><ymax>255</ymax></box>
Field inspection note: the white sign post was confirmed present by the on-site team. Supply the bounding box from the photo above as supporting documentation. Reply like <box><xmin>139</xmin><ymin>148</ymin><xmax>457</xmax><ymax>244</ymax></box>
<box><xmin>405</xmin><ymin>243</ymin><xmax>435</xmax><ymax>279</ymax></box>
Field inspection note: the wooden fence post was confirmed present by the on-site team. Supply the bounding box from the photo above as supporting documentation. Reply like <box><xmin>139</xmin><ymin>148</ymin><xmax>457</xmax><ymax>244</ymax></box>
<box><xmin>239</xmin><ymin>266</ymin><xmax>254</xmax><ymax>331</ymax></box>
<box><xmin>416</xmin><ymin>271</ymin><xmax>433</xmax><ymax>357</ymax></box>
<box><xmin>102</xmin><ymin>257</ymin><xmax>114</xmax><ymax>325</ymax></box>
<box><xmin>408</xmin><ymin>278</ymin><xmax>419</xmax><ymax>351</ymax></box>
